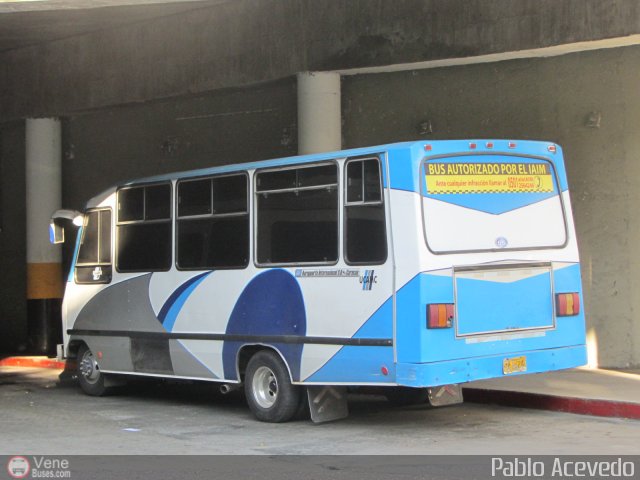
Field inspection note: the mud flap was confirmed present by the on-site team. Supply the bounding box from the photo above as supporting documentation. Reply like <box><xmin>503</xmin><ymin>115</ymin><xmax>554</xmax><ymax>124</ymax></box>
<box><xmin>307</xmin><ymin>386</ymin><xmax>348</xmax><ymax>423</ymax></box>
<box><xmin>427</xmin><ymin>384</ymin><xmax>463</xmax><ymax>407</ymax></box>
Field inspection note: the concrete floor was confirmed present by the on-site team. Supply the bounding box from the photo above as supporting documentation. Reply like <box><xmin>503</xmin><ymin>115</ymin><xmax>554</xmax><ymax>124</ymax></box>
<box><xmin>1</xmin><ymin>367</ymin><xmax>639</xmax><ymax>456</ymax></box>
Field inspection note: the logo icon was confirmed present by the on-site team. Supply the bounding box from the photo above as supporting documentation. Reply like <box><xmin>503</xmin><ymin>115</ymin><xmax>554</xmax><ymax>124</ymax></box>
<box><xmin>359</xmin><ymin>270</ymin><xmax>377</xmax><ymax>291</ymax></box>
<box><xmin>495</xmin><ymin>237</ymin><xmax>508</xmax><ymax>248</ymax></box>
<box><xmin>7</xmin><ymin>457</ymin><xmax>30</xmax><ymax>479</ymax></box>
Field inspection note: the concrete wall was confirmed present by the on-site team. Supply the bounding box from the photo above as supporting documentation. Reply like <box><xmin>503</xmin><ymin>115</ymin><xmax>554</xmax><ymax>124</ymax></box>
<box><xmin>343</xmin><ymin>44</ymin><xmax>640</xmax><ymax>368</ymax></box>
<box><xmin>62</xmin><ymin>79</ymin><xmax>297</xmax><ymax>210</ymax></box>
<box><xmin>0</xmin><ymin>122</ymin><xmax>27</xmax><ymax>353</ymax></box>
<box><xmin>0</xmin><ymin>79</ymin><xmax>296</xmax><ymax>354</ymax></box>
<box><xmin>2</xmin><ymin>0</ymin><xmax>639</xmax><ymax>121</ymax></box>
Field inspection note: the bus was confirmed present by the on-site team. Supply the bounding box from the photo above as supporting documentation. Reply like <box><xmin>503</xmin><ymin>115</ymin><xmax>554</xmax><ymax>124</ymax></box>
<box><xmin>51</xmin><ymin>140</ymin><xmax>586</xmax><ymax>423</ymax></box>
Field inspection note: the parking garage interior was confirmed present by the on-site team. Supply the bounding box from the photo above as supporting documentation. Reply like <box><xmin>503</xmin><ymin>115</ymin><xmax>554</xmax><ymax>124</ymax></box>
<box><xmin>1</xmin><ymin>0</ymin><xmax>640</xmax><ymax>371</ymax></box>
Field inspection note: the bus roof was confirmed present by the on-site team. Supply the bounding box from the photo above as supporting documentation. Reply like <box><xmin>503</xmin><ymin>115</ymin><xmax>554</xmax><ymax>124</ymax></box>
<box><xmin>120</xmin><ymin>141</ymin><xmax>419</xmax><ymax>186</ymax></box>
<box><xmin>85</xmin><ymin>139</ymin><xmax>562</xmax><ymax>208</ymax></box>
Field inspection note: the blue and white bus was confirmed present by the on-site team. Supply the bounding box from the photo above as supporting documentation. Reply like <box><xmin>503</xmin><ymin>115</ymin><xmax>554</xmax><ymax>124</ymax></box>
<box><xmin>51</xmin><ymin>140</ymin><xmax>586</xmax><ymax>422</ymax></box>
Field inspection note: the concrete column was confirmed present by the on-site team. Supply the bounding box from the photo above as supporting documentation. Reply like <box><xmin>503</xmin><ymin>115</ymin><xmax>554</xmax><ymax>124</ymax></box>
<box><xmin>25</xmin><ymin>118</ymin><xmax>63</xmax><ymax>355</ymax></box>
<box><xmin>297</xmin><ymin>72</ymin><xmax>341</xmax><ymax>154</ymax></box>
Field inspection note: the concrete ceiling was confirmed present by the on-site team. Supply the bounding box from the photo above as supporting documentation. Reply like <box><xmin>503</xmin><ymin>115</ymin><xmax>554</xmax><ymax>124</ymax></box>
<box><xmin>0</xmin><ymin>0</ymin><xmax>225</xmax><ymax>52</ymax></box>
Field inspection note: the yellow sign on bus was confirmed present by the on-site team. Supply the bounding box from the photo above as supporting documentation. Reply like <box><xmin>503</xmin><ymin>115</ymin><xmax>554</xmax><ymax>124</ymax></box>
<box><xmin>425</xmin><ymin>162</ymin><xmax>554</xmax><ymax>194</ymax></box>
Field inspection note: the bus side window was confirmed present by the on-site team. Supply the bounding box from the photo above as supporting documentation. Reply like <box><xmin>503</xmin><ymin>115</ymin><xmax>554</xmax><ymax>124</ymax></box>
<box><xmin>344</xmin><ymin>158</ymin><xmax>387</xmax><ymax>265</ymax></box>
<box><xmin>75</xmin><ymin>209</ymin><xmax>112</xmax><ymax>284</ymax></box>
<box><xmin>176</xmin><ymin>174</ymin><xmax>249</xmax><ymax>270</ymax></box>
<box><xmin>256</xmin><ymin>164</ymin><xmax>338</xmax><ymax>265</ymax></box>
<box><xmin>116</xmin><ymin>183</ymin><xmax>172</xmax><ymax>272</ymax></box>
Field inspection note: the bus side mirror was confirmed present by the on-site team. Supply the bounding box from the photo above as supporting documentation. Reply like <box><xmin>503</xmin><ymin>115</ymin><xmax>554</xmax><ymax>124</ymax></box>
<box><xmin>49</xmin><ymin>222</ymin><xmax>65</xmax><ymax>244</ymax></box>
<box><xmin>50</xmin><ymin>209</ymin><xmax>84</xmax><ymax>244</ymax></box>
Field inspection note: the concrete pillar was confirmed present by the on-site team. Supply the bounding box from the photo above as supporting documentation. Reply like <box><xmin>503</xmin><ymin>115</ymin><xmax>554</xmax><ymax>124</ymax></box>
<box><xmin>297</xmin><ymin>71</ymin><xmax>341</xmax><ymax>154</ymax></box>
<box><xmin>25</xmin><ymin>118</ymin><xmax>63</xmax><ymax>355</ymax></box>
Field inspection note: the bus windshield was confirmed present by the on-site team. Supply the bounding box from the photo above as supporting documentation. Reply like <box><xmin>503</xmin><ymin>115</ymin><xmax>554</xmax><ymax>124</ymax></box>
<box><xmin>422</xmin><ymin>155</ymin><xmax>567</xmax><ymax>253</ymax></box>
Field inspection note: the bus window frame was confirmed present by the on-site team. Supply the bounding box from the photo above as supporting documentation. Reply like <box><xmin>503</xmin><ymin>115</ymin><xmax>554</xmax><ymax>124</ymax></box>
<box><xmin>253</xmin><ymin>160</ymin><xmax>340</xmax><ymax>268</ymax></box>
<box><xmin>343</xmin><ymin>155</ymin><xmax>388</xmax><ymax>266</ymax></box>
<box><xmin>420</xmin><ymin>152</ymin><xmax>570</xmax><ymax>255</ymax></box>
<box><xmin>74</xmin><ymin>207</ymin><xmax>113</xmax><ymax>285</ymax></box>
<box><xmin>115</xmin><ymin>181</ymin><xmax>173</xmax><ymax>273</ymax></box>
<box><xmin>174</xmin><ymin>171</ymin><xmax>250</xmax><ymax>271</ymax></box>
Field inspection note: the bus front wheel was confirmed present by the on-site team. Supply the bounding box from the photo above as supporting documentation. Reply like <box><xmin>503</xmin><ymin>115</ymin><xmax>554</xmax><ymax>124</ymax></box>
<box><xmin>76</xmin><ymin>344</ymin><xmax>109</xmax><ymax>396</ymax></box>
<box><xmin>244</xmin><ymin>350</ymin><xmax>301</xmax><ymax>422</ymax></box>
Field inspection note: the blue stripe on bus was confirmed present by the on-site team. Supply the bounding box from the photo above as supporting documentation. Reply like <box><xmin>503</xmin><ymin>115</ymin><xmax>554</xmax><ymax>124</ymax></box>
<box><xmin>396</xmin><ymin>344</ymin><xmax>587</xmax><ymax>387</ymax></box>
<box><xmin>222</xmin><ymin>269</ymin><xmax>306</xmax><ymax>381</ymax></box>
<box><xmin>304</xmin><ymin>297</ymin><xmax>394</xmax><ymax>383</ymax></box>
<box><xmin>68</xmin><ymin>228</ymin><xmax>83</xmax><ymax>283</ymax></box>
<box><xmin>553</xmin><ymin>262</ymin><xmax>583</xmax><ymax>292</ymax></box>
<box><xmin>157</xmin><ymin>272</ymin><xmax>212</xmax><ymax>331</ymax></box>
<box><xmin>395</xmin><ymin>264</ymin><xmax>585</xmax><ymax>365</ymax></box>
<box><xmin>424</xmin><ymin>191</ymin><xmax>560</xmax><ymax>215</ymax></box>
<box><xmin>305</xmin><ymin>346</ymin><xmax>395</xmax><ymax>383</ymax></box>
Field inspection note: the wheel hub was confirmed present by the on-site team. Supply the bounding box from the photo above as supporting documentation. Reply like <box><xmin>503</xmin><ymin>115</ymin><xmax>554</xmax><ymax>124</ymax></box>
<box><xmin>252</xmin><ymin>365</ymin><xmax>278</xmax><ymax>409</ymax></box>
<box><xmin>79</xmin><ymin>350</ymin><xmax>100</xmax><ymax>384</ymax></box>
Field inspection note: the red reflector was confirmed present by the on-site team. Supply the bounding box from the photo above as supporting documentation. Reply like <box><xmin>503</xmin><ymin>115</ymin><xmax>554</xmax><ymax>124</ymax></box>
<box><xmin>486</xmin><ymin>142</ymin><xmax>494</xmax><ymax>149</ymax></box>
<box><xmin>508</xmin><ymin>142</ymin><xmax>517</xmax><ymax>149</ymax></box>
<box><xmin>469</xmin><ymin>142</ymin><xmax>477</xmax><ymax>149</ymax></box>
<box><xmin>425</xmin><ymin>144</ymin><xmax>432</xmax><ymax>151</ymax></box>
<box><xmin>548</xmin><ymin>145</ymin><xmax>557</xmax><ymax>153</ymax></box>
<box><xmin>427</xmin><ymin>304</ymin><xmax>454</xmax><ymax>328</ymax></box>
<box><xmin>556</xmin><ymin>293</ymin><xmax>580</xmax><ymax>316</ymax></box>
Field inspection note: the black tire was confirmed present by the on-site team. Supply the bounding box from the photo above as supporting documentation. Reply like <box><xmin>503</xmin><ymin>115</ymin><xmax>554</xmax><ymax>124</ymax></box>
<box><xmin>244</xmin><ymin>350</ymin><xmax>301</xmax><ymax>423</ymax></box>
<box><xmin>76</xmin><ymin>344</ymin><xmax>109</xmax><ymax>396</ymax></box>
<box><xmin>294</xmin><ymin>389</ymin><xmax>310</xmax><ymax>421</ymax></box>
<box><xmin>385</xmin><ymin>386</ymin><xmax>430</xmax><ymax>406</ymax></box>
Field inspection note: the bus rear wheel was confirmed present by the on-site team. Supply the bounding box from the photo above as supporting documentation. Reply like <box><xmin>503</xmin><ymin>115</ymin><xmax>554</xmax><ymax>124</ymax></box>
<box><xmin>77</xmin><ymin>344</ymin><xmax>109</xmax><ymax>396</ymax></box>
<box><xmin>244</xmin><ymin>350</ymin><xmax>301</xmax><ymax>423</ymax></box>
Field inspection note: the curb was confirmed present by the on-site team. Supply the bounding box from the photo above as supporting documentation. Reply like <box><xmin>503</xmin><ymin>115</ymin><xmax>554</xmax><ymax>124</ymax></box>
<box><xmin>464</xmin><ymin>387</ymin><xmax>640</xmax><ymax>420</ymax></box>
<box><xmin>0</xmin><ymin>356</ymin><xmax>68</xmax><ymax>370</ymax></box>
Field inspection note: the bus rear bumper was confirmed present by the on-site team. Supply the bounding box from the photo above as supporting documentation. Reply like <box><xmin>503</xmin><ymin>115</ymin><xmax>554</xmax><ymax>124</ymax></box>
<box><xmin>396</xmin><ymin>344</ymin><xmax>587</xmax><ymax>387</ymax></box>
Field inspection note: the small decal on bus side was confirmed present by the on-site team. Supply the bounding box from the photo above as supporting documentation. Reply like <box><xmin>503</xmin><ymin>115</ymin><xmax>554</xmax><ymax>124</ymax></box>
<box><xmin>92</xmin><ymin>266</ymin><xmax>103</xmax><ymax>281</ymax></box>
<box><xmin>359</xmin><ymin>270</ymin><xmax>377</xmax><ymax>291</ymax></box>
<box><xmin>294</xmin><ymin>268</ymin><xmax>378</xmax><ymax>291</ymax></box>
<box><xmin>295</xmin><ymin>269</ymin><xmax>359</xmax><ymax>278</ymax></box>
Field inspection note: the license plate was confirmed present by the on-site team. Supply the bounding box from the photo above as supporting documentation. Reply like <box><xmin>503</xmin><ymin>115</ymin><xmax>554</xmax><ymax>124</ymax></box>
<box><xmin>503</xmin><ymin>356</ymin><xmax>527</xmax><ymax>375</ymax></box>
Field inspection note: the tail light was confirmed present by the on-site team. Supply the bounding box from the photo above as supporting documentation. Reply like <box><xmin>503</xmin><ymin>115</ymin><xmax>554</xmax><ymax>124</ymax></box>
<box><xmin>556</xmin><ymin>293</ymin><xmax>580</xmax><ymax>316</ymax></box>
<box><xmin>427</xmin><ymin>304</ymin><xmax>454</xmax><ymax>328</ymax></box>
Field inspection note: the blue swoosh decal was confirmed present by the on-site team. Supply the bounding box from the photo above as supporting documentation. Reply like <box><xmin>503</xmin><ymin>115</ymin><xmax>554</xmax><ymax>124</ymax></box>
<box><xmin>157</xmin><ymin>272</ymin><xmax>212</xmax><ymax>331</ymax></box>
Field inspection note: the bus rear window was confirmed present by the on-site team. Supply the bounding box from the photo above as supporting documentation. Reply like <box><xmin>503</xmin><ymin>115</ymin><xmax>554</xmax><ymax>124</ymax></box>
<box><xmin>422</xmin><ymin>156</ymin><xmax>567</xmax><ymax>253</ymax></box>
